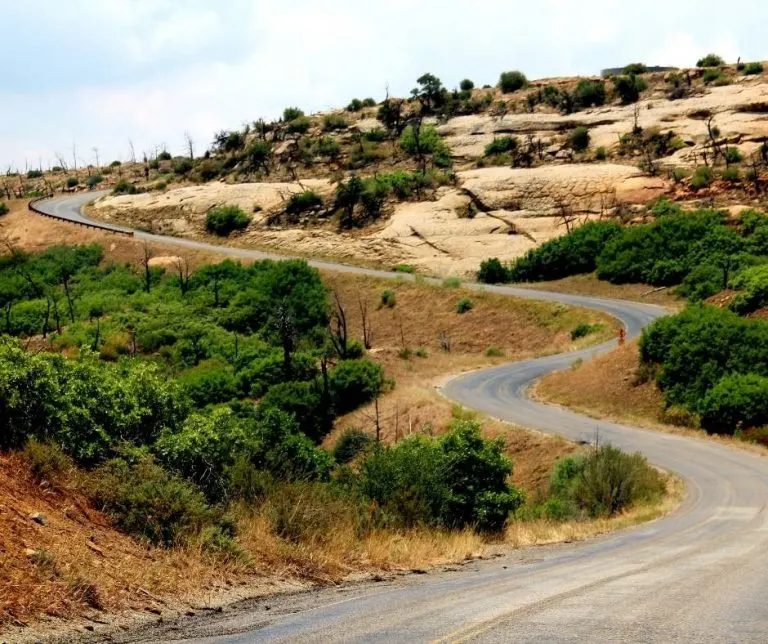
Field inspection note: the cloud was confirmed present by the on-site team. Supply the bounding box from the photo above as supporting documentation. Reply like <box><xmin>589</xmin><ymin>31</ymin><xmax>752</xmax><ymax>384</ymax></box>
<box><xmin>0</xmin><ymin>0</ymin><xmax>765</xmax><ymax>168</ymax></box>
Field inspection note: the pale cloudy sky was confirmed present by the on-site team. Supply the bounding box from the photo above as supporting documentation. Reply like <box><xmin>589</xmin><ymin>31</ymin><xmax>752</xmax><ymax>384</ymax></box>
<box><xmin>2</xmin><ymin>0</ymin><xmax>765</xmax><ymax>169</ymax></box>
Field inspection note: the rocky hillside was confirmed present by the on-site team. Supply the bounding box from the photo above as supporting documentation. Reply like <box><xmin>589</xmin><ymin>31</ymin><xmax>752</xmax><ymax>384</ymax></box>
<box><xmin>68</xmin><ymin>61</ymin><xmax>768</xmax><ymax>275</ymax></box>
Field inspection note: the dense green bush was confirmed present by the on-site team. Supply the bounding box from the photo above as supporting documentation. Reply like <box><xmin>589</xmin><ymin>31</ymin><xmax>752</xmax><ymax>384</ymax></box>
<box><xmin>640</xmin><ymin>305</ymin><xmax>768</xmax><ymax>413</ymax></box>
<box><xmin>347</xmin><ymin>98</ymin><xmax>363</xmax><ymax>111</ymax></box>
<box><xmin>179</xmin><ymin>358</ymin><xmax>238</xmax><ymax>407</ymax></box>
<box><xmin>205</xmin><ymin>205</ymin><xmax>251</xmax><ymax>236</ymax></box>
<box><xmin>86</xmin><ymin>174</ymin><xmax>104</xmax><ymax>188</ymax></box>
<box><xmin>549</xmin><ymin>446</ymin><xmax>665</xmax><ymax>517</ymax></box>
<box><xmin>510</xmin><ymin>221</ymin><xmax>622</xmax><ymax>282</ymax></box>
<box><xmin>456</xmin><ymin>297</ymin><xmax>474</xmax><ymax>314</ymax></box>
<box><xmin>286</xmin><ymin>190</ymin><xmax>322</xmax><ymax>215</ymax></box>
<box><xmin>676</xmin><ymin>263</ymin><xmax>723</xmax><ymax>301</ymax></box>
<box><xmin>700</xmin><ymin>374</ymin><xmax>768</xmax><ymax>434</ymax></box>
<box><xmin>329</xmin><ymin>359</ymin><xmax>385</xmax><ymax>415</ymax></box>
<box><xmin>172</xmin><ymin>157</ymin><xmax>194</xmax><ymax>175</ymax></box>
<box><xmin>0</xmin><ymin>202</ymin><xmax>8</xmax><ymax>215</ymax></box>
<box><xmin>697</xmin><ymin>54</ymin><xmax>725</xmax><ymax>67</ymax></box>
<box><xmin>283</xmin><ymin>107</ymin><xmax>304</xmax><ymax>121</ymax></box>
<box><xmin>498</xmin><ymin>70</ymin><xmax>527</xmax><ymax>93</ymax></box>
<box><xmin>261</xmin><ymin>380</ymin><xmax>330</xmax><ymax>442</ymax></box>
<box><xmin>359</xmin><ymin>420</ymin><xmax>523</xmax><ymax>532</ymax></box>
<box><xmin>570</xmin><ymin>323</ymin><xmax>601</xmax><ymax>341</ymax></box>
<box><xmin>485</xmin><ymin>136</ymin><xmax>519</xmax><ymax>156</ymax></box>
<box><xmin>612</xmin><ymin>74</ymin><xmax>647</xmax><ymax>104</ymax></box>
<box><xmin>572</xmin><ymin>80</ymin><xmax>606</xmax><ymax>108</ymax></box>
<box><xmin>322</xmin><ymin>114</ymin><xmax>348</xmax><ymax>131</ymax></box>
<box><xmin>743</xmin><ymin>62</ymin><xmax>764</xmax><ymax>76</ymax></box>
<box><xmin>89</xmin><ymin>451</ymin><xmax>229</xmax><ymax>547</ymax></box>
<box><xmin>286</xmin><ymin>116</ymin><xmax>311</xmax><ymax>135</ymax></box>
<box><xmin>623</xmin><ymin>63</ymin><xmax>647</xmax><ymax>75</ymax></box>
<box><xmin>333</xmin><ymin>428</ymin><xmax>373</xmax><ymax>464</ymax></box>
<box><xmin>477</xmin><ymin>257</ymin><xmax>510</xmax><ymax>284</ymax></box>
<box><xmin>112</xmin><ymin>179</ymin><xmax>137</xmax><ymax>195</ymax></box>
<box><xmin>690</xmin><ymin>166</ymin><xmax>714</xmax><ymax>190</ymax></box>
<box><xmin>379</xmin><ymin>288</ymin><xmax>396</xmax><ymax>308</ymax></box>
<box><xmin>730</xmin><ymin>264</ymin><xmax>768</xmax><ymax>314</ymax></box>
<box><xmin>725</xmin><ymin>147</ymin><xmax>743</xmax><ymax>164</ymax></box>
<box><xmin>568</xmin><ymin>126</ymin><xmax>591</xmax><ymax>152</ymax></box>
<box><xmin>399</xmin><ymin>124</ymin><xmax>452</xmax><ymax>168</ymax></box>
<box><xmin>459</xmin><ymin>79</ymin><xmax>475</xmax><ymax>92</ymax></box>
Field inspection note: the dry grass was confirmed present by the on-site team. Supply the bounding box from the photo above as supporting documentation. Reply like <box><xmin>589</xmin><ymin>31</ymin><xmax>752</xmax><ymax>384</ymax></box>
<box><xmin>0</xmin><ymin>453</ymin><xmax>241</xmax><ymax>628</ymax></box>
<box><xmin>519</xmin><ymin>273</ymin><xmax>685</xmax><ymax>310</ymax></box>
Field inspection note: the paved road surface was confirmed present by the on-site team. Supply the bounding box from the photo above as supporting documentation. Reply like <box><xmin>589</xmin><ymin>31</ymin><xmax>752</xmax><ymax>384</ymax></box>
<box><xmin>35</xmin><ymin>195</ymin><xmax>768</xmax><ymax>642</ymax></box>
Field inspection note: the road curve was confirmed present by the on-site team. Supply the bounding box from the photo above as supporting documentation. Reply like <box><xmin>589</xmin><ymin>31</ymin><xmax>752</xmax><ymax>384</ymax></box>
<box><xmin>35</xmin><ymin>195</ymin><xmax>768</xmax><ymax>642</ymax></box>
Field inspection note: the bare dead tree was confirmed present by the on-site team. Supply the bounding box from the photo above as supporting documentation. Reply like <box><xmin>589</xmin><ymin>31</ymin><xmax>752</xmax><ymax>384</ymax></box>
<box><xmin>92</xmin><ymin>147</ymin><xmax>100</xmax><ymax>169</ymax></box>
<box><xmin>706</xmin><ymin>116</ymin><xmax>724</xmax><ymax>165</ymax></box>
<box><xmin>358</xmin><ymin>294</ymin><xmax>373</xmax><ymax>349</ymax></box>
<box><xmin>142</xmin><ymin>243</ymin><xmax>153</xmax><ymax>293</ymax></box>
<box><xmin>175</xmin><ymin>257</ymin><xmax>191</xmax><ymax>296</ymax></box>
<box><xmin>128</xmin><ymin>140</ymin><xmax>137</xmax><ymax>165</ymax></box>
<box><xmin>328</xmin><ymin>288</ymin><xmax>349</xmax><ymax>358</ymax></box>
<box><xmin>72</xmin><ymin>142</ymin><xmax>78</xmax><ymax>174</ymax></box>
<box><xmin>439</xmin><ymin>330</ymin><xmax>451</xmax><ymax>352</ymax></box>
<box><xmin>184</xmin><ymin>131</ymin><xmax>195</xmax><ymax>160</ymax></box>
<box><xmin>553</xmin><ymin>197</ymin><xmax>581</xmax><ymax>233</ymax></box>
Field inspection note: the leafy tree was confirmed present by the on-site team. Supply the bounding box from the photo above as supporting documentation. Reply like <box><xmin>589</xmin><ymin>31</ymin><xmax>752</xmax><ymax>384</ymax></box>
<box><xmin>411</xmin><ymin>73</ymin><xmax>446</xmax><ymax>111</ymax></box>
<box><xmin>329</xmin><ymin>359</ymin><xmax>385</xmax><ymax>415</ymax></box>
<box><xmin>697</xmin><ymin>54</ymin><xmax>725</xmax><ymax>67</ymax></box>
<box><xmin>477</xmin><ymin>257</ymin><xmax>510</xmax><ymax>284</ymax></box>
<box><xmin>612</xmin><ymin>74</ymin><xmax>647</xmax><ymax>104</ymax></box>
<box><xmin>459</xmin><ymin>79</ymin><xmax>475</xmax><ymax>92</ymax></box>
<box><xmin>244</xmin><ymin>140</ymin><xmax>272</xmax><ymax>174</ymax></box>
<box><xmin>498</xmin><ymin>70</ymin><xmax>527</xmax><ymax>93</ymax></box>
<box><xmin>283</xmin><ymin>107</ymin><xmax>305</xmax><ymax>121</ymax></box>
<box><xmin>333</xmin><ymin>428</ymin><xmax>373</xmax><ymax>463</ymax></box>
<box><xmin>399</xmin><ymin>123</ymin><xmax>452</xmax><ymax>170</ymax></box>
<box><xmin>572</xmin><ymin>80</ymin><xmax>606</xmax><ymax>109</ymax></box>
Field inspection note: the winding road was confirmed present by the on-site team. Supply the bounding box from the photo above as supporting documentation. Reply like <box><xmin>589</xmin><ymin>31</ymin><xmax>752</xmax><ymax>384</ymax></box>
<box><xmin>35</xmin><ymin>195</ymin><xmax>768</xmax><ymax>642</ymax></box>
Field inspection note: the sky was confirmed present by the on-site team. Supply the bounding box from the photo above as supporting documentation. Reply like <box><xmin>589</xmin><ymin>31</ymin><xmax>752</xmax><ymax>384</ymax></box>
<box><xmin>2</xmin><ymin>0</ymin><xmax>766</xmax><ymax>170</ymax></box>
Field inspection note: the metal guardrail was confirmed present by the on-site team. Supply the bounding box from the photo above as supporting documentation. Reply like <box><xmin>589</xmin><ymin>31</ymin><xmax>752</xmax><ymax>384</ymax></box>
<box><xmin>28</xmin><ymin>194</ymin><xmax>135</xmax><ymax>237</ymax></box>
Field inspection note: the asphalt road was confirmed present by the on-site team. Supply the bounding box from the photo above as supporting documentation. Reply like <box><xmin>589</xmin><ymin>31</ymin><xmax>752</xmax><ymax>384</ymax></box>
<box><xmin>36</xmin><ymin>195</ymin><xmax>768</xmax><ymax>642</ymax></box>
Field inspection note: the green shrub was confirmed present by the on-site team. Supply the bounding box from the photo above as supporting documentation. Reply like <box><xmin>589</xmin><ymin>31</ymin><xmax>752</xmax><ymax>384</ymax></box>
<box><xmin>362</xmin><ymin>98</ymin><xmax>377</xmax><ymax>108</ymax></box>
<box><xmin>595</xmin><ymin>147</ymin><xmax>607</xmax><ymax>161</ymax></box>
<box><xmin>317</xmin><ymin>136</ymin><xmax>340</xmax><ymax>159</ymax></box>
<box><xmin>697</xmin><ymin>54</ymin><xmax>725</xmax><ymax>67</ymax></box>
<box><xmin>399</xmin><ymin>124</ymin><xmax>452</xmax><ymax>168</ymax></box>
<box><xmin>283</xmin><ymin>107</ymin><xmax>304</xmax><ymax>121</ymax></box>
<box><xmin>456</xmin><ymin>297</ymin><xmax>474</xmax><ymax>314</ymax></box>
<box><xmin>179</xmin><ymin>358</ymin><xmax>237</xmax><ymax>407</ymax></box>
<box><xmin>721</xmin><ymin>167</ymin><xmax>741</xmax><ymax>183</ymax></box>
<box><xmin>486</xmin><ymin>346</ymin><xmax>504</xmax><ymax>358</ymax></box>
<box><xmin>89</xmin><ymin>453</ymin><xmax>227</xmax><ymax>547</ymax></box>
<box><xmin>730</xmin><ymin>264</ymin><xmax>768</xmax><ymax>314</ymax></box>
<box><xmin>477</xmin><ymin>257</ymin><xmax>510</xmax><ymax>284</ymax></box>
<box><xmin>569</xmin><ymin>126</ymin><xmax>590</xmax><ymax>152</ymax></box>
<box><xmin>333</xmin><ymin>428</ymin><xmax>373</xmax><ymax>464</ymax></box>
<box><xmin>639</xmin><ymin>305</ymin><xmax>768</xmax><ymax>412</ymax></box>
<box><xmin>671</xmin><ymin>167</ymin><xmax>690</xmax><ymax>183</ymax></box>
<box><xmin>459</xmin><ymin>79</ymin><xmax>475</xmax><ymax>92</ymax></box>
<box><xmin>21</xmin><ymin>440</ymin><xmax>73</xmax><ymax>486</ymax></box>
<box><xmin>0</xmin><ymin>202</ymin><xmax>8</xmax><ymax>215</ymax></box>
<box><xmin>363</xmin><ymin>127</ymin><xmax>388</xmax><ymax>143</ymax></box>
<box><xmin>498</xmin><ymin>70</ymin><xmax>527</xmax><ymax>93</ymax></box>
<box><xmin>700</xmin><ymin>373</ymin><xmax>768</xmax><ymax>434</ymax></box>
<box><xmin>86</xmin><ymin>174</ymin><xmax>104</xmax><ymax>188</ymax></box>
<box><xmin>27</xmin><ymin>169</ymin><xmax>43</xmax><ymax>179</ymax></box>
<box><xmin>690</xmin><ymin>166</ymin><xmax>714</xmax><ymax>190</ymax></box>
<box><xmin>743</xmin><ymin>62</ymin><xmax>764</xmax><ymax>76</ymax></box>
<box><xmin>286</xmin><ymin>116</ymin><xmax>311</xmax><ymax>135</ymax></box>
<box><xmin>236</xmin><ymin>351</ymin><xmax>317</xmax><ymax>398</ymax></box>
<box><xmin>570</xmin><ymin>323</ymin><xmax>602</xmax><ymax>341</ymax></box>
<box><xmin>379</xmin><ymin>288</ymin><xmax>396</xmax><ymax>308</ymax></box>
<box><xmin>572</xmin><ymin>80</ymin><xmax>606</xmax><ymax>108</ymax></box>
<box><xmin>702</xmin><ymin>68</ymin><xmax>723</xmax><ymax>85</ymax></box>
<box><xmin>347</xmin><ymin>98</ymin><xmax>363</xmax><ymax>111</ymax></box>
<box><xmin>484</xmin><ymin>136</ymin><xmax>519</xmax><ymax>156</ymax></box>
<box><xmin>393</xmin><ymin>263</ymin><xmax>415</xmax><ymax>273</ymax></box>
<box><xmin>158</xmin><ymin>151</ymin><xmax>172</xmax><ymax>161</ymax></box>
<box><xmin>329</xmin><ymin>359</ymin><xmax>385</xmax><ymax>415</ymax></box>
<box><xmin>205</xmin><ymin>205</ymin><xmax>251</xmax><ymax>236</ymax></box>
<box><xmin>66</xmin><ymin>176</ymin><xmax>79</xmax><ymax>188</ymax></box>
<box><xmin>112</xmin><ymin>180</ymin><xmax>137</xmax><ymax>195</ymax></box>
<box><xmin>510</xmin><ymin>221</ymin><xmax>622</xmax><ymax>282</ymax></box>
<box><xmin>172</xmin><ymin>157</ymin><xmax>194</xmax><ymax>175</ymax></box>
<box><xmin>613</xmin><ymin>74</ymin><xmax>647</xmax><ymax>105</ymax></box>
<box><xmin>676</xmin><ymin>264</ymin><xmax>723</xmax><ymax>301</ymax></box>
<box><xmin>322</xmin><ymin>114</ymin><xmax>348</xmax><ymax>131</ymax></box>
<box><xmin>261</xmin><ymin>380</ymin><xmax>330</xmax><ymax>442</ymax></box>
<box><xmin>359</xmin><ymin>420</ymin><xmax>523</xmax><ymax>532</ymax></box>
<box><xmin>623</xmin><ymin>63</ymin><xmax>647</xmax><ymax>75</ymax></box>
<box><xmin>286</xmin><ymin>190</ymin><xmax>322</xmax><ymax>215</ymax></box>
<box><xmin>725</xmin><ymin>147</ymin><xmax>743</xmax><ymax>164</ymax></box>
<box><xmin>550</xmin><ymin>446</ymin><xmax>665</xmax><ymax>517</ymax></box>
